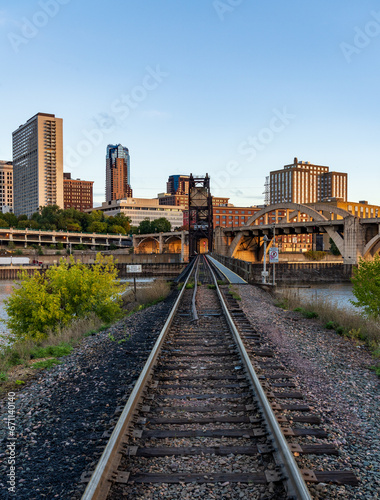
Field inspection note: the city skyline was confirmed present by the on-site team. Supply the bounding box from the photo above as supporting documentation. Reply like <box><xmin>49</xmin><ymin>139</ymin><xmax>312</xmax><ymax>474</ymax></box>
<box><xmin>1</xmin><ymin>1</ymin><xmax>380</xmax><ymax>207</ymax></box>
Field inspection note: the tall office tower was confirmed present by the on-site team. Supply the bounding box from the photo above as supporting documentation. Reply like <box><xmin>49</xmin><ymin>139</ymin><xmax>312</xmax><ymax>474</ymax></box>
<box><xmin>0</xmin><ymin>161</ymin><xmax>13</xmax><ymax>212</ymax></box>
<box><xmin>105</xmin><ymin>144</ymin><xmax>132</xmax><ymax>202</ymax></box>
<box><xmin>269</xmin><ymin>157</ymin><xmax>347</xmax><ymax>204</ymax></box>
<box><xmin>12</xmin><ymin>113</ymin><xmax>63</xmax><ymax>217</ymax></box>
<box><xmin>166</xmin><ymin>175</ymin><xmax>190</xmax><ymax>196</ymax></box>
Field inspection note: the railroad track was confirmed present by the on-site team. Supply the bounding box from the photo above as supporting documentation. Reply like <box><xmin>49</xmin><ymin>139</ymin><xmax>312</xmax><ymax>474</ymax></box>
<box><xmin>81</xmin><ymin>255</ymin><xmax>358</xmax><ymax>499</ymax></box>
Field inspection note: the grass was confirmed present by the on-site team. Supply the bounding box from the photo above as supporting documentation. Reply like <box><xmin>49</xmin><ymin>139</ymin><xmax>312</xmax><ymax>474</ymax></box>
<box><xmin>31</xmin><ymin>358</ymin><xmax>61</xmax><ymax>370</ymax></box>
<box><xmin>208</xmin><ymin>284</ymin><xmax>216</xmax><ymax>290</ymax></box>
<box><xmin>228</xmin><ymin>285</ymin><xmax>241</xmax><ymax>301</ymax></box>
<box><xmin>275</xmin><ymin>287</ymin><xmax>380</xmax><ymax>375</ymax></box>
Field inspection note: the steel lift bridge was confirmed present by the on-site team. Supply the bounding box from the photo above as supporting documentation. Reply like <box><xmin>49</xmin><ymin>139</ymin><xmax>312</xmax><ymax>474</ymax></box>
<box><xmin>188</xmin><ymin>174</ymin><xmax>213</xmax><ymax>257</ymax></box>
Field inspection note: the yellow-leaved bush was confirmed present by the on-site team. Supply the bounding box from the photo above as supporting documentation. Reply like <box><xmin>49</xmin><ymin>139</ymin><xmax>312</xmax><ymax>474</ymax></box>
<box><xmin>4</xmin><ymin>254</ymin><xmax>125</xmax><ymax>342</ymax></box>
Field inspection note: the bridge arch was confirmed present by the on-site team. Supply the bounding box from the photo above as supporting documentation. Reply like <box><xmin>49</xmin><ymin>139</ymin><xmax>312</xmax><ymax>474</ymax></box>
<box><xmin>245</xmin><ymin>203</ymin><xmax>328</xmax><ymax>227</ymax></box>
<box><xmin>135</xmin><ymin>236</ymin><xmax>160</xmax><ymax>254</ymax></box>
<box><xmin>135</xmin><ymin>236</ymin><xmax>159</xmax><ymax>247</ymax></box>
<box><xmin>363</xmin><ymin>234</ymin><xmax>380</xmax><ymax>258</ymax></box>
<box><xmin>229</xmin><ymin>203</ymin><xmax>328</xmax><ymax>258</ymax></box>
<box><xmin>308</xmin><ymin>203</ymin><xmax>351</xmax><ymax>219</ymax></box>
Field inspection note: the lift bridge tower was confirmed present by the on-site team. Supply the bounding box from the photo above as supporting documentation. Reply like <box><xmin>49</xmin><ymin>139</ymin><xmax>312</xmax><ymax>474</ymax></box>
<box><xmin>188</xmin><ymin>173</ymin><xmax>213</xmax><ymax>256</ymax></box>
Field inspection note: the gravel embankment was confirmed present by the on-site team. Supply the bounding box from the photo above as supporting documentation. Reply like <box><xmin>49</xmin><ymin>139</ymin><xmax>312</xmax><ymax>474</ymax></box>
<box><xmin>0</xmin><ymin>290</ymin><xmax>178</xmax><ymax>500</ymax></box>
<box><xmin>237</xmin><ymin>284</ymin><xmax>380</xmax><ymax>500</ymax></box>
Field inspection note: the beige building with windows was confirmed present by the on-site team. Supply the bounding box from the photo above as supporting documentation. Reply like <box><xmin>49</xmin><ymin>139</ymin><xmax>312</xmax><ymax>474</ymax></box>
<box><xmin>92</xmin><ymin>198</ymin><xmax>185</xmax><ymax>229</ymax></box>
<box><xmin>0</xmin><ymin>161</ymin><xmax>13</xmax><ymax>212</ymax></box>
<box><xmin>12</xmin><ymin>113</ymin><xmax>63</xmax><ymax>217</ymax></box>
<box><xmin>270</xmin><ymin>157</ymin><xmax>347</xmax><ymax>204</ymax></box>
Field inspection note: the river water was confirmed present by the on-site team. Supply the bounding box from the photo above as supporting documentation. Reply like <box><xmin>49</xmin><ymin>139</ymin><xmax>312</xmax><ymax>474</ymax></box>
<box><xmin>277</xmin><ymin>283</ymin><xmax>358</xmax><ymax>311</ymax></box>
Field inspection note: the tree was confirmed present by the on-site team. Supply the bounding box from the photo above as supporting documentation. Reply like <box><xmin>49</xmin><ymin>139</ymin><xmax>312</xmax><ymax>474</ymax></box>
<box><xmin>351</xmin><ymin>255</ymin><xmax>380</xmax><ymax>318</ymax></box>
<box><xmin>4</xmin><ymin>254</ymin><xmax>125</xmax><ymax>341</ymax></box>
<box><xmin>3</xmin><ymin>212</ymin><xmax>18</xmax><ymax>227</ymax></box>
<box><xmin>66</xmin><ymin>222</ymin><xmax>82</xmax><ymax>232</ymax></box>
<box><xmin>109</xmin><ymin>225</ymin><xmax>126</xmax><ymax>235</ymax></box>
<box><xmin>151</xmin><ymin>217</ymin><xmax>171</xmax><ymax>233</ymax></box>
<box><xmin>329</xmin><ymin>238</ymin><xmax>341</xmax><ymax>256</ymax></box>
<box><xmin>138</xmin><ymin>219</ymin><xmax>153</xmax><ymax>234</ymax></box>
<box><xmin>88</xmin><ymin>221</ymin><xmax>107</xmax><ymax>234</ymax></box>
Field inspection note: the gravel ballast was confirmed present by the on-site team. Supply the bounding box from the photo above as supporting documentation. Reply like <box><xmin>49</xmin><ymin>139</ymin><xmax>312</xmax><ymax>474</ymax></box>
<box><xmin>236</xmin><ymin>284</ymin><xmax>380</xmax><ymax>500</ymax></box>
<box><xmin>0</xmin><ymin>291</ymin><xmax>178</xmax><ymax>500</ymax></box>
<box><xmin>1</xmin><ymin>282</ymin><xmax>379</xmax><ymax>499</ymax></box>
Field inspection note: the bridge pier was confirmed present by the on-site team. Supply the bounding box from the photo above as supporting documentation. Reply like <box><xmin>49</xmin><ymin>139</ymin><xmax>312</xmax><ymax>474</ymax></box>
<box><xmin>341</xmin><ymin>218</ymin><xmax>365</xmax><ymax>264</ymax></box>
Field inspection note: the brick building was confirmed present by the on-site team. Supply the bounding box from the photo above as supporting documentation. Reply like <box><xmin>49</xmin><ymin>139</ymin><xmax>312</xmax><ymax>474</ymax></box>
<box><xmin>0</xmin><ymin>161</ymin><xmax>13</xmax><ymax>212</ymax></box>
<box><xmin>63</xmin><ymin>173</ymin><xmax>93</xmax><ymax>211</ymax></box>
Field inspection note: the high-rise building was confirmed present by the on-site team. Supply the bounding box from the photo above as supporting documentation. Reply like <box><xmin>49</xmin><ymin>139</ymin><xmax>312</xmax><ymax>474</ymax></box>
<box><xmin>269</xmin><ymin>157</ymin><xmax>347</xmax><ymax>204</ymax></box>
<box><xmin>105</xmin><ymin>144</ymin><xmax>132</xmax><ymax>202</ymax></box>
<box><xmin>0</xmin><ymin>161</ymin><xmax>13</xmax><ymax>212</ymax></box>
<box><xmin>12</xmin><ymin>113</ymin><xmax>63</xmax><ymax>217</ymax></box>
<box><xmin>159</xmin><ymin>174</ymin><xmax>229</xmax><ymax>207</ymax></box>
<box><xmin>166</xmin><ymin>175</ymin><xmax>190</xmax><ymax>195</ymax></box>
<box><xmin>269</xmin><ymin>158</ymin><xmax>348</xmax><ymax>253</ymax></box>
<box><xmin>63</xmin><ymin>173</ymin><xmax>94</xmax><ymax>211</ymax></box>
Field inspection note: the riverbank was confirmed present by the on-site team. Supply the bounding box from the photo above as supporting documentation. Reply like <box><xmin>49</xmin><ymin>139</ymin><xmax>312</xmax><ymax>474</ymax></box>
<box><xmin>274</xmin><ymin>286</ymin><xmax>380</xmax><ymax>363</ymax></box>
<box><xmin>236</xmin><ymin>284</ymin><xmax>380</xmax><ymax>500</ymax></box>
<box><xmin>0</xmin><ymin>279</ymin><xmax>171</xmax><ymax>390</ymax></box>
<box><xmin>0</xmin><ymin>290</ymin><xmax>179</xmax><ymax>499</ymax></box>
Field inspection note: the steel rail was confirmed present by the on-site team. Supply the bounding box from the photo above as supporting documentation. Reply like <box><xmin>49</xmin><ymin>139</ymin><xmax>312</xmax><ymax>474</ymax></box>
<box><xmin>81</xmin><ymin>257</ymin><xmax>198</xmax><ymax>500</ymax></box>
<box><xmin>191</xmin><ymin>255</ymin><xmax>199</xmax><ymax>321</ymax></box>
<box><xmin>204</xmin><ymin>255</ymin><xmax>312</xmax><ymax>500</ymax></box>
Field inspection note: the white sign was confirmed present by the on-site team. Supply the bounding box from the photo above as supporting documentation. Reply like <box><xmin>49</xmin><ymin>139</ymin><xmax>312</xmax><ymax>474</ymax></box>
<box><xmin>269</xmin><ymin>247</ymin><xmax>279</xmax><ymax>263</ymax></box>
<box><xmin>126</xmin><ymin>265</ymin><xmax>142</xmax><ymax>273</ymax></box>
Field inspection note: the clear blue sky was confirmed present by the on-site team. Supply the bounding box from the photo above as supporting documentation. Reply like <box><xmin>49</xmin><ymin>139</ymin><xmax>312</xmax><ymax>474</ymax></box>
<box><xmin>1</xmin><ymin>0</ymin><xmax>379</xmax><ymax>207</ymax></box>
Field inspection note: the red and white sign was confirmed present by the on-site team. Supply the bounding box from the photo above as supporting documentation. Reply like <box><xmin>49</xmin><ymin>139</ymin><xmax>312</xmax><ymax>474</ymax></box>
<box><xmin>269</xmin><ymin>247</ymin><xmax>279</xmax><ymax>263</ymax></box>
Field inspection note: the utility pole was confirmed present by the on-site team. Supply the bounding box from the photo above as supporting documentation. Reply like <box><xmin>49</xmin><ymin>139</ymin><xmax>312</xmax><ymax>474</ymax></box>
<box><xmin>262</xmin><ymin>235</ymin><xmax>269</xmax><ymax>284</ymax></box>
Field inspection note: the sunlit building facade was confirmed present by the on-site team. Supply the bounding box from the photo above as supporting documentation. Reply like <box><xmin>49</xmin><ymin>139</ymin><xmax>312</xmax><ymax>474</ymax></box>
<box><xmin>12</xmin><ymin>113</ymin><xmax>63</xmax><ymax>217</ymax></box>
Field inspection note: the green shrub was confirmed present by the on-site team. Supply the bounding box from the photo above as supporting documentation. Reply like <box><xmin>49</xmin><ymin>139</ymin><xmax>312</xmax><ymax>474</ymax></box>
<box><xmin>208</xmin><ymin>284</ymin><xmax>216</xmax><ymax>289</ymax></box>
<box><xmin>351</xmin><ymin>255</ymin><xmax>380</xmax><ymax>318</ymax></box>
<box><xmin>304</xmin><ymin>250</ymin><xmax>327</xmax><ymax>261</ymax></box>
<box><xmin>302</xmin><ymin>310</ymin><xmax>318</xmax><ymax>319</ymax></box>
<box><xmin>4</xmin><ymin>254</ymin><xmax>125</xmax><ymax>342</ymax></box>
<box><xmin>294</xmin><ymin>307</ymin><xmax>318</xmax><ymax>318</ymax></box>
<box><xmin>325</xmin><ymin>321</ymin><xmax>339</xmax><ymax>330</ymax></box>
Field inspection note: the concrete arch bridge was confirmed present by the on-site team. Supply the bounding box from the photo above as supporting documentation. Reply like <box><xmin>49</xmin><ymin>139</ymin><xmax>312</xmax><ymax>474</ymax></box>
<box><xmin>214</xmin><ymin>203</ymin><xmax>380</xmax><ymax>265</ymax></box>
<box><xmin>133</xmin><ymin>231</ymin><xmax>189</xmax><ymax>261</ymax></box>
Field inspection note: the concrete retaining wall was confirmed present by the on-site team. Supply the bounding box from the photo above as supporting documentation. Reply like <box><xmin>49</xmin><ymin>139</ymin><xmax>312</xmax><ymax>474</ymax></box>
<box><xmin>210</xmin><ymin>253</ymin><xmax>354</xmax><ymax>284</ymax></box>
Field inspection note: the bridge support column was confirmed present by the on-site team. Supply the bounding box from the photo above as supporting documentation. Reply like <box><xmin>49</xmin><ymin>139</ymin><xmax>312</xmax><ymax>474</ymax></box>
<box><xmin>159</xmin><ymin>234</ymin><xmax>163</xmax><ymax>254</ymax></box>
<box><xmin>342</xmin><ymin>218</ymin><xmax>365</xmax><ymax>264</ymax></box>
<box><xmin>214</xmin><ymin>227</ymin><xmax>229</xmax><ymax>256</ymax></box>
<box><xmin>181</xmin><ymin>231</ymin><xmax>185</xmax><ymax>262</ymax></box>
